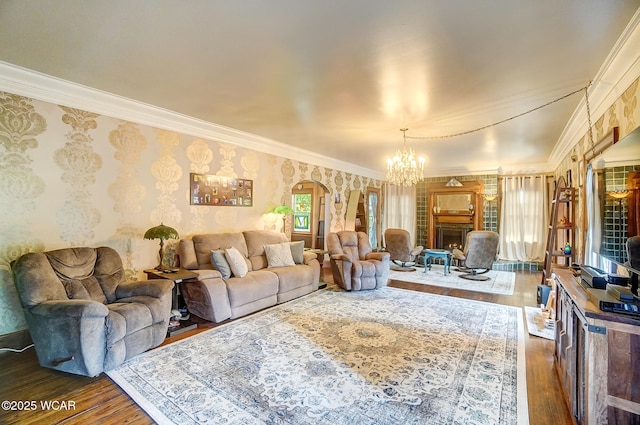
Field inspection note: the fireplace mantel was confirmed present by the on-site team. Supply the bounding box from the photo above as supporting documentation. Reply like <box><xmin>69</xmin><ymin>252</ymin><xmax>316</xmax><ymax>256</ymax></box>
<box><xmin>427</xmin><ymin>180</ymin><xmax>484</xmax><ymax>249</ymax></box>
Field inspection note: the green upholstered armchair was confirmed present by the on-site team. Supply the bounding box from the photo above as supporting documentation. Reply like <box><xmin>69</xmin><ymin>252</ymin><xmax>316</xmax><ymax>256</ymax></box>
<box><xmin>11</xmin><ymin>246</ymin><xmax>173</xmax><ymax>377</ymax></box>
<box><xmin>327</xmin><ymin>231</ymin><xmax>390</xmax><ymax>291</ymax></box>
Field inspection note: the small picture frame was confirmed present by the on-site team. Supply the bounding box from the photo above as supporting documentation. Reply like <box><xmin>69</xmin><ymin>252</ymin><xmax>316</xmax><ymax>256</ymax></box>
<box><xmin>566</xmin><ymin>170</ymin><xmax>572</xmax><ymax>187</ymax></box>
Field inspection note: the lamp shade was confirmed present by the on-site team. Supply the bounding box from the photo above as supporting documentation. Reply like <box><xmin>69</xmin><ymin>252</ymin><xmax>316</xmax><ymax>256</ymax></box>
<box><xmin>144</xmin><ymin>223</ymin><xmax>179</xmax><ymax>270</ymax></box>
<box><xmin>272</xmin><ymin>205</ymin><xmax>294</xmax><ymax>215</ymax></box>
<box><xmin>144</xmin><ymin>223</ymin><xmax>179</xmax><ymax>240</ymax></box>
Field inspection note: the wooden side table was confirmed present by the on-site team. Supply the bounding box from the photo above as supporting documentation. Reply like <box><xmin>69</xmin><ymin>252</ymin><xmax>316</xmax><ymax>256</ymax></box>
<box><xmin>304</xmin><ymin>249</ymin><xmax>329</xmax><ymax>289</ymax></box>
<box><xmin>144</xmin><ymin>268</ymin><xmax>199</xmax><ymax>337</ymax></box>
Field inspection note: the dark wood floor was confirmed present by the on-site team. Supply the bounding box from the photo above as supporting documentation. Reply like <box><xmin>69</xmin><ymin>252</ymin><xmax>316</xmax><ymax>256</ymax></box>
<box><xmin>0</xmin><ymin>265</ymin><xmax>574</xmax><ymax>424</ymax></box>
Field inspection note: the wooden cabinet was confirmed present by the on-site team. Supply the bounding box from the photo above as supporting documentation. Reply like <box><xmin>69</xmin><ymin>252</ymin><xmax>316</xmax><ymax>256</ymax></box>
<box><xmin>554</xmin><ymin>268</ymin><xmax>640</xmax><ymax>424</ymax></box>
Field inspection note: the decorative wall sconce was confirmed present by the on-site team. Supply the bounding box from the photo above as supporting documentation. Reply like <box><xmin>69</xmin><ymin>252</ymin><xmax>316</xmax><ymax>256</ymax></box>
<box><xmin>606</xmin><ymin>190</ymin><xmax>631</xmax><ymax>200</ymax></box>
<box><xmin>483</xmin><ymin>193</ymin><xmax>499</xmax><ymax>202</ymax></box>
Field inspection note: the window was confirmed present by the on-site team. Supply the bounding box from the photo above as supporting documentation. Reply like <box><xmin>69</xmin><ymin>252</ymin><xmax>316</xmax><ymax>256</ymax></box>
<box><xmin>293</xmin><ymin>193</ymin><xmax>312</xmax><ymax>233</ymax></box>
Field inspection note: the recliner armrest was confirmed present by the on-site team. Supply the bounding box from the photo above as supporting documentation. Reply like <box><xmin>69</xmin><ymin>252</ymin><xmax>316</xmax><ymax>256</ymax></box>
<box><xmin>365</xmin><ymin>251</ymin><xmax>390</xmax><ymax>262</ymax></box>
<box><xmin>29</xmin><ymin>299</ymin><xmax>109</xmax><ymax>318</ymax></box>
<box><xmin>410</xmin><ymin>246</ymin><xmax>424</xmax><ymax>256</ymax></box>
<box><xmin>116</xmin><ymin>279</ymin><xmax>174</xmax><ymax>299</ymax></box>
<box><xmin>330</xmin><ymin>253</ymin><xmax>352</xmax><ymax>263</ymax></box>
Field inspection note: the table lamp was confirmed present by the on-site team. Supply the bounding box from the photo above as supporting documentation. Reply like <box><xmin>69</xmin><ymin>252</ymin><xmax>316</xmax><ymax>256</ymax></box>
<box><xmin>144</xmin><ymin>223</ymin><xmax>179</xmax><ymax>270</ymax></box>
<box><xmin>272</xmin><ymin>205</ymin><xmax>295</xmax><ymax>233</ymax></box>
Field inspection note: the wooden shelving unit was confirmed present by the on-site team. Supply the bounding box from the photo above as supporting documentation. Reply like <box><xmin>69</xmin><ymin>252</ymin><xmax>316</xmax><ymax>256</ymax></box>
<box><xmin>355</xmin><ymin>191</ymin><xmax>367</xmax><ymax>233</ymax></box>
<box><xmin>542</xmin><ymin>176</ymin><xmax>575</xmax><ymax>284</ymax></box>
<box><xmin>316</xmin><ymin>193</ymin><xmax>325</xmax><ymax>249</ymax></box>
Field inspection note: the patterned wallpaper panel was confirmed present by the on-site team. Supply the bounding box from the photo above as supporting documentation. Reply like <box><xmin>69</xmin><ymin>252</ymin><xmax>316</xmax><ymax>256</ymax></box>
<box><xmin>0</xmin><ymin>92</ymin><xmax>381</xmax><ymax>336</ymax></box>
<box><xmin>554</xmin><ymin>76</ymin><xmax>640</xmax><ymax>264</ymax></box>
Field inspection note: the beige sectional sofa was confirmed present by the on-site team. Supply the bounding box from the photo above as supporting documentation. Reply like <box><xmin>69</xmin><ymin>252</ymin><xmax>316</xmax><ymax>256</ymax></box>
<box><xmin>177</xmin><ymin>230</ymin><xmax>321</xmax><ymax>323</ymax></box>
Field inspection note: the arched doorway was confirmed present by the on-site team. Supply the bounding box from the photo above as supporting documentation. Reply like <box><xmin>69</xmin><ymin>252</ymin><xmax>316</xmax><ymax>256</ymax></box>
<box><xmin>290</xmin><ymin>180</ymin><xmax>330</xmax><ymax>249</ymax></box>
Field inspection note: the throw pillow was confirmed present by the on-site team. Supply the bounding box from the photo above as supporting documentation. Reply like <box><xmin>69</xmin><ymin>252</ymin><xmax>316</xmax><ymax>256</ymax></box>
<box><xmin>210</xmin><ymin>249</ymin><xmax>232</xmax><ymax>280</ymax></box>
<box><xmin>289</xmin><ymin>240</ymin><xmax>305</xmax><ymax>264</ymax></box>
<box><xmin>225</xmin><ymin>247</ymin><xmax>248</xmax><ymax>278</ymax></box>
<box><xmin>264</xmin><ymin>242</ymin><xmax>296</xmax><ymax>268</ymax></box>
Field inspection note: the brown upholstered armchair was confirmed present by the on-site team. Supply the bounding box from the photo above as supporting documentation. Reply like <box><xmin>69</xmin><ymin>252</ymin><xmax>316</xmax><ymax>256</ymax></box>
<box><xmin>383</xmin><ymin>228</ymin><xmax>423</xmax><ymax>271</ymax></box>
<box><xmin>452</xmin><ymin>231</ymin><xmax>500</xmax><ymax>281</ymax></box>
<box><xmin>327</xmin><ymin>231</ymin><xmax>390</xmax><ymax>291</ymax></box>
<box><xmin>11</xmin><ymin>247</ymin><xmax>174</xmax><ymax>377</ymax></box>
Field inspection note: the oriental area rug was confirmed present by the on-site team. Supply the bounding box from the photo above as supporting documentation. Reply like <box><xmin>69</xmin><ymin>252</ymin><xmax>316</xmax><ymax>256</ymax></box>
<box><xmin>388</xmin><ymin>265</ymin><xmax>516</xmax><ymax>295</ymax></box>
<box><xmin>107</xmin><ymin>287</ymin><xmax>529</xmax><ymax>425</ymax></box>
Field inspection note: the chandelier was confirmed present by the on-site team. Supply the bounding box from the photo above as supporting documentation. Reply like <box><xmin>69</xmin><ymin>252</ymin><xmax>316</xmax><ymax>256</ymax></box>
<box><xmin>386</xmin><ymin>128</ymin><xmax>425</xmax><ymax>186</ymax></box>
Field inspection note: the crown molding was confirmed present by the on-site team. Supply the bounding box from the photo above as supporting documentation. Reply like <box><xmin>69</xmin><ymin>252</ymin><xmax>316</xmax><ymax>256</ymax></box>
<box><xmin>0</xmin><ymin>61</ymin><xmax>385</xmax><ymax>181</ymax></box>
<box><xmin>550</xmin><ymin>8</ymin><xmax>640</xmax><ymax>170</ymax></box>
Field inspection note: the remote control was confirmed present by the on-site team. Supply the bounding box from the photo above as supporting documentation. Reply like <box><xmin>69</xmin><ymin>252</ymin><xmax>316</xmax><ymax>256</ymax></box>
<box><xmin>600</xmin><ymin>301</ymin><xmax>640</xmax><ymax>317</ymax></box>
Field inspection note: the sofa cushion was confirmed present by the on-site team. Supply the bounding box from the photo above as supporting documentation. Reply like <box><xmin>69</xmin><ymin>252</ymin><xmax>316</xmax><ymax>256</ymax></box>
<box><xmin>225</xmin><ymin>247</ymin><xmax>248</xmax><ymax>278</ymax></box>
<box><xmin>192</xmin><ymin>233</ymin><xmax>249</xmax><ymax>269</ymax></box>
<box><xmin>289</xmin><ymin>241</ymin><xmax>304</xmax><ymax>264</ymax></box>
<box><xmin>178</xmin><ymin>239</ymin><xmax>199</xmax><ymax>269</ymax></box>
<box><xmin>271</xmin><ymin>264</ymin><xmax>315</xmax><ymax>293</ymax></box>
<box><xmin>62</xmin><ymin>277</ymin><xmax>108</xmax><ymax>304</ymax></box>
<box><xmin>210</xmin><ymin>249</ymin><xmax>232</xmax><ymax>280</ymax></box>
<box><xmin>106</xmin><ymin>301</ymin><xmax>153</xmax><ymax>344</ymax></box>
<box><xmin>226</xmin><ymin>270</ymin><xmax>279</xmax><ymax>307</ymax></box>
<box><xmin>264</xmin><ymin>242</ymin><xmax>295</xmax><ymax>268</ymax></box>
<box><xmin>243</xmin><ymin>230</ymin><xmax>288</xmax><ymax>270</ymax></box>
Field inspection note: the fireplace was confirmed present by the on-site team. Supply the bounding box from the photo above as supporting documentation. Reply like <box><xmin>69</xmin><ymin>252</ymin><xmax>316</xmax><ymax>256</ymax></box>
<box><xmin>436</xmin><ymin>223</ymin><xmax>473</xmax><ymax>250</ymax></box>
<box><xmin>427</xmin><ymin>180</ymin><xmax>484</xmax><ymax>249</ymax></box>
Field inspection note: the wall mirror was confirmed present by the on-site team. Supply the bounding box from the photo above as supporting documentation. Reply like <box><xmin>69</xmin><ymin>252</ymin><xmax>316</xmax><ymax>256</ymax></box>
<box><xmin>435</xmin><ymin>193</ymin><xmax>474</xmax><ymax>213</ymax></box>
<box><xmin>587</xmin><ymin>125</ymin><xmax>640</xmax><ymax>274</ymax></box>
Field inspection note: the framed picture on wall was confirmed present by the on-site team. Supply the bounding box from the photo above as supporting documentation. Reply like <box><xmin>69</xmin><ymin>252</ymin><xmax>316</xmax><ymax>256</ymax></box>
<box><xmin>190</xmin><ymin>173</ymin><xmax>253</xmax><ymax>206</ymax></box>
<box><xmin>566</xmin><ymin>169</ymin><xmax>572</xmax><ymax>187</ymax></box>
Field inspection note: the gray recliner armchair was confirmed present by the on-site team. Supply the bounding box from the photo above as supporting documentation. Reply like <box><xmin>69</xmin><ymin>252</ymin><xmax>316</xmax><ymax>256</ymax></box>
<box><xmin>11</xmin><ymin>246</ymin><xmax>174</xmax><ymax>377</ymax></box>
<box><xmin>452</xmin><ymin>231</ymin><xmax>500</xmax><ymax>281</ymax></box>
<box><xmin>327</xmin><ymin>231</ymin><xmax>390</xmax><ymax>291</ymax></box>
<box><xmin>384</xmin><ymin>228</ymin><xmax>423</xmax><ymax>271</ymax></box>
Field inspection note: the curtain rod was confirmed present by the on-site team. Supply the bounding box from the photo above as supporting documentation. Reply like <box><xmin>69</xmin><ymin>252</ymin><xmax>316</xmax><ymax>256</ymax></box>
<box><xmin>497</xmin><ymin>173</ymin><xmax>554</xmax><ymax>179</ymax></box>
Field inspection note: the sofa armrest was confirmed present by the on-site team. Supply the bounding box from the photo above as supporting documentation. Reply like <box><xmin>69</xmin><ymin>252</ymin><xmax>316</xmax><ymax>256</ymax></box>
<box><xmin>180</xmin><ymin>275</ymin><xmax>231</xmax><ymax>323</ymax></box>
<box><xmin>29</xmin><ymin>299</ymin><xmax>109</xmax><ymax>318</ymax></box>
<box><xmin>192</xmin><ymin>269</ymin><xmax>222</xmax><ymax>280</ymax></box>
<box><xmin>116</xmin><ymin>279</ymin><xmax>174</xmax><ymax>299</ymax></box>
<box><xmin>303</xmin><ymin>251</ymin><xmax>317</xmax><ymax>264</ymax></box>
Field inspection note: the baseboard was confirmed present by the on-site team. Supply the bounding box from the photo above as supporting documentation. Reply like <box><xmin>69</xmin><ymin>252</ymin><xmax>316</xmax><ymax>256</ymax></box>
<box><xmin>493</xmin><ymin>261</ymin><xmax>542</xmax><ymax>272</ymax></box>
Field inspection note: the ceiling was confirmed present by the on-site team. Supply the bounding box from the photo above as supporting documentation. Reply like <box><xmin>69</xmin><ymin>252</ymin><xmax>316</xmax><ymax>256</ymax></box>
<box><xmin>1</xmin><ymin>1</ymin><xmax>639</xmax><ymax>177</ymax></box>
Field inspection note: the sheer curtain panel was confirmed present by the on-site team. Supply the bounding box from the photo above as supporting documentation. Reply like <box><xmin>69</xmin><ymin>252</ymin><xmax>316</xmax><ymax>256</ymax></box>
<box><xmin>383</xmin><ymin>183</ymin><xmax>417</xmax><ymax>243</ymax></box>
<box><xmin>499</xmin><ymin>175</ymin><xmax>549</xmax><ymax>262</ymax></box>
<box><xmin>584</xmin><ymin>164</ymin><xmax>602</xmax><ymax>266</ymax></box>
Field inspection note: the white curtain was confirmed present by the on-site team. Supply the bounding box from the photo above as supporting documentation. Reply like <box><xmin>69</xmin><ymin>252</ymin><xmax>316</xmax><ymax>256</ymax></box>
<box><xmin>383</xmin><ymin>183</ymin><xmax>417</xmax><ymax>243</ymax></box>
<box><xmin>584</xmin><ymin>164</ymin><xmax>602</xmax><ymax>266</ymax></box>
<box><xmin>499</xmin><ymin>175</ymin><xmax>549</xmax><ymax>261</ymax></box>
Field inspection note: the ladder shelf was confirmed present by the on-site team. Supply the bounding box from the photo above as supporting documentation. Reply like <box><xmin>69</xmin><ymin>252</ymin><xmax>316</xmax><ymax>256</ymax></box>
<box><xmin>541</xmin><ymin>176</ymin><xmax>575</xmax><ymax>285</ymax></box>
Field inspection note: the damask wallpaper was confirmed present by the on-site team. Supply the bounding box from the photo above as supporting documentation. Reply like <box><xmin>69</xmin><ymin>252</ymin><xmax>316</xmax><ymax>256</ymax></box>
<box><xmin>1</xmin><ymin>75</ymin><xmax>638</xmax><ymax>337</ymax></box>
<box><xmin>0</xmin><ymin>91</ymin><xmax>382</xmax><ymax>336</ymax></box>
